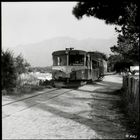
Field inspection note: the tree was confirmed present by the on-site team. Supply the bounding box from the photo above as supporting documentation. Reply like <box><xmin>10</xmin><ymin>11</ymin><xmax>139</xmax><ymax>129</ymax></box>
<box><xmin>1</xmin><ymin>50</ymin><xmax>17</xmax><ymax>90</ymax></box>
<box><xmin>15</xmin><ymin>54</ymin><xmax>30</xmax><ymax>74</ymax></box>
<box><xmin>73</xmin><ymin>1</ymin><xmax>139</xmax><ymax>65</ymax></box>
<box><xmin>72</xmin><ymin>1</ymin><xmax>138</xmax><ymax>26</ymax></box>
<box><xmin>107</xmin><ymin>54</ymin><xmax>133</xmax><ymax>72</ymax></box>
<box><xmin>110</xmin><ymin>3</ymin><xmax>139</xmax><ymax>64</ymax></box>
<box><xmin>1</xmin><ymin>49</ymin><xmax>31</xmax><ymax>91</ymax></box>
<box><xmin>107</xmin><ymin>54</ymin><xmax>121</xmax><ymax>71</ymax></box>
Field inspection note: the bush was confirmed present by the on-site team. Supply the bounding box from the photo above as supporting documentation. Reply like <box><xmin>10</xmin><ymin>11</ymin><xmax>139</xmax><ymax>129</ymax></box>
<box><xmin>1</xmin><ymin>50</ymin><xmax>17</xmax><ymax>90</ymax></box>
<box><xmin>15</xmin><ymin>54</ymin><xmax>30</xmax><ymax>74</ymax></box>
<box><xmin>1</xmin><ymin>49</ymin><xmax>31</xmax><ymax>94</ymax></box>
<box><xmin>1</xmin><ymin>49</ymin><xmax>52</xmax><ymax>95</ymax></box>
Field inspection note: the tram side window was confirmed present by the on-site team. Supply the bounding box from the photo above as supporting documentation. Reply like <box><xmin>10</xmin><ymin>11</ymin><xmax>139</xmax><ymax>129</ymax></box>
<box><xmin>86</xmin><ymin>56</ymin><xmax>88</xmax><ymax>66</ymax></box>
<box><xmin>92</xmin><ymin>60</ymin><xmax>99</xmax><ymax>69</ymax></box>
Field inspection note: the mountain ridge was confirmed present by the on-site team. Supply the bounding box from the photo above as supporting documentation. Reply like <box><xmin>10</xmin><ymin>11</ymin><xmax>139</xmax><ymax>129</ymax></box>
<box><xmin>2</xmin><ymin>36</ymin><xmax>117</xmax><ymax>66</ymax></box>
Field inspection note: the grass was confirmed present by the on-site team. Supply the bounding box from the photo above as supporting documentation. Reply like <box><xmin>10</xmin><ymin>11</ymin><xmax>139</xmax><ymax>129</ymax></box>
<box><xmin>2</xmin><ymin>72</ymin><xmax>53</xmax><ymax>96</ymax></box>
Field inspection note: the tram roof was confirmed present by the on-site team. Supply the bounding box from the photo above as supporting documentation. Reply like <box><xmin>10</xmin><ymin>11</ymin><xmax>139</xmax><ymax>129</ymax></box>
<box><xmin>87</xmin><ymin>51</ymin><xmax>107</xmax><ymax>61</ymax></box>
<box><xmin>52</xmin><ymin>49</ymin><xmax>86</xmax><ymax>56</ymax></box>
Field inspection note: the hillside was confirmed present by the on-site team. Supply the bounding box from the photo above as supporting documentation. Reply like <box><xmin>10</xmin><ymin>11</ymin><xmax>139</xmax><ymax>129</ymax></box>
<box><xmin>3</xmin><ymin>36</ymin><xmax>117</xmax><ymax>66</ymax></box>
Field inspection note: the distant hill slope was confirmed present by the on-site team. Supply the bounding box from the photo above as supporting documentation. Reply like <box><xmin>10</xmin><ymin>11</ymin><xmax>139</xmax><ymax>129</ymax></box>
<box><xmin>3</xmin><ymin>36</ymin><xmax>117</xmax><ymax>67</ymax></box>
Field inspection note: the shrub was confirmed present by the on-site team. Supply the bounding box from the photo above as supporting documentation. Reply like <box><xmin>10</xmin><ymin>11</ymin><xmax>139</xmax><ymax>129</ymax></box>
<box><xmin>1</xmin><ymin>49</ymin><xmax>31</xmax><ymax>94</ymax></box>
<box><xmin>15</xmin><ymin>54</ymin><xmax>30</xmax><ymax>74</ymax></box>
<box><xmin>1</xmin><ymin>50</ymin><xmax>17</xmax><ymax>90</ymax></box>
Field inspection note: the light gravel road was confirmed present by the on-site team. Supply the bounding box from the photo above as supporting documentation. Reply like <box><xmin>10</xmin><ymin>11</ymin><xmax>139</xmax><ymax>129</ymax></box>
<box><xmin>2</xmin><ymin>74</ymin><xmax>130</xmax><ymax>139</ymax></box>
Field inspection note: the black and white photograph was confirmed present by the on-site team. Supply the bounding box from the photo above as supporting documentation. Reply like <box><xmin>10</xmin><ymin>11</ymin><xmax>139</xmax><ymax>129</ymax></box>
<box><xmin>2</xmin><ymin>1</ymin><xmax>139</xmax><ymax>139</ymax></box>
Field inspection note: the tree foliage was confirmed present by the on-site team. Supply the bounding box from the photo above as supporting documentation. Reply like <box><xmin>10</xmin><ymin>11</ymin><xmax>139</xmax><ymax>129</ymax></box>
<box><xmin>72</xmin><ymin>1</ymin><xmax>138</xmax><ymax>26</ymax></box>
<box><xmin>111</xmin><ymin>3</ymin><xmax>139</xmax><ymax>64</ymax></box>
<box><xmin>73</xmin><ymin>1</ymin><xmax>139</xmax><ymax>66</ymax></box>
<box><xmin>1</xmin><ymin>49</ymin><xmax>30</xmax><ymax>90</ymax></box>
<box><xmin>15</xmin><ymin>54</ymin><xmax>30</xmax><ymax>74</ymax></box>
<box><xmin>107</xmin><ymin>54</ymin><xmax>133</xmax><ymax>72</ymax></box>
<box><xmin>1</xmin><ymin>50</ymin><xmax>17</xmax><ymax>90</ymax></box>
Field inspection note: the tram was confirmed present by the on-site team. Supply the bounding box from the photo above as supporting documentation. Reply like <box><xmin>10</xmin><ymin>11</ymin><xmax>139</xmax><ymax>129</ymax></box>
<box><xmin>52</xmin><ymin>48</ymin><xmax>107</xmax><ymax>87</ymax></box>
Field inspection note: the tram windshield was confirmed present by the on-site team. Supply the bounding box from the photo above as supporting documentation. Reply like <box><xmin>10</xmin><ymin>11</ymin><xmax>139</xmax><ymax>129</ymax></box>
<box><xmin>53</xmin><ymin>55</ymin><xmax>67</xmax><ymax>66</ymax></box>
<box><xmin>53</xmin><ymin>51</ymin><xmax>85</xmax><ymax>66</ymax></box>
<box><xmin>69</xmin><ymin>54</ymin><xmax>84</xmax><ymax>66</ymax></box>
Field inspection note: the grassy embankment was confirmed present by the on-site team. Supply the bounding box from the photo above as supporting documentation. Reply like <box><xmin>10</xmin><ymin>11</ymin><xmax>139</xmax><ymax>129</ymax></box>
<box><xmin>2</xmin><ymin>72</ymin><xmax>53</xmax><ymax>95</ymax></box>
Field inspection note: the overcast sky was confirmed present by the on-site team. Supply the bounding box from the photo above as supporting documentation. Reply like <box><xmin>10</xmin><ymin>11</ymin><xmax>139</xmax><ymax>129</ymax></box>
<box><xmin>2</xmin><ymin>2</ymin><xmax>118</xmax><ymax>48</ymax></box>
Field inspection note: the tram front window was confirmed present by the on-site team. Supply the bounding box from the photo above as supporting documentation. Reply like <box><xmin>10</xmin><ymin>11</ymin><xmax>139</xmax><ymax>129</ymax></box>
<box><xmin>69</xmin><ymin>54</ymin><xmax>84</xmax><ymax>66</ymax></box>
<box><xmin>53</xmin><ymin>55</ymin><xmax>67</xmax><ymax>66</ymax></box>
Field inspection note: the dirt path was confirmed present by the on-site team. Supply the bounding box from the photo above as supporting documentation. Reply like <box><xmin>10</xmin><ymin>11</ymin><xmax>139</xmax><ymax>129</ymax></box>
<box><xmin>2</xmin><ymin>74</ymin><xmax>131</xmax><ymax>139</ymax></box>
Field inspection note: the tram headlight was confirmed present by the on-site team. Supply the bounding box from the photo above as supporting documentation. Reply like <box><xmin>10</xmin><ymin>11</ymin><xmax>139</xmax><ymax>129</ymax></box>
<box><xmin>82</xmin><ymin>70</ymin><xmax>85</xmax><ymax>74</ymax></box>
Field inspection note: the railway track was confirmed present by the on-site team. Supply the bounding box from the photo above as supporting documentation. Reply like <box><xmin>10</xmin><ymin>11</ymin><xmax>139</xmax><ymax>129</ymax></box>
<box><xmin>2</xmin><ymin>88</ymin><xmax>58</xmax><ymax>106</ymax></box>
<box><xmin>2</xmin><ymin>88</ymin><xmax>74</xmax><ymax>118</ymax></box>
